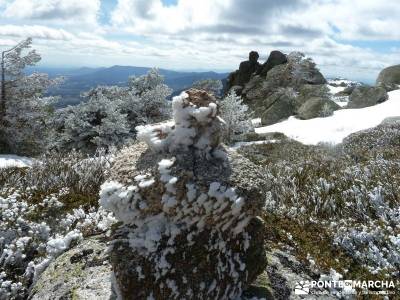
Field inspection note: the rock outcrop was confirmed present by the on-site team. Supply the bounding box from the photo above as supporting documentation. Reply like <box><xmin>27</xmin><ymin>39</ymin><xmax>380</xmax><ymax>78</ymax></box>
<box><xmin>256</xmin><ymin>50</ymin><xmax>288</xmax><ymax>77</ymax></box>
<box><xmin>100</xmin><ymin>89</ymin><xmax>269</xmax><ymax>299</ymax></box>
<box><xmin>226</xmin><ymin>51</ymin><xmax>261</xmax><ymax>93</ymax></box>
<box><xmin>257</xmin><ymin>87</ymin><xmax>298</xmax><ymax>125</ymax></box>
<box><xmin>241</xmin><ymin>52</ymin><xmax>328</xmax><ymax>125</ymax></box>
<box><xmin>376</xmin><ymin>64</ymin><xmax>400</xmax><ymax>86</ymax></box>
<box><xmin>347</xmin><ymin>86</ymin><xmax>388</xmax><ymax>109</ymax></box>
<box><xmin>297</xmin><ymin>97</ymin><xmax>341</xmax><ymax>120</ymax></box>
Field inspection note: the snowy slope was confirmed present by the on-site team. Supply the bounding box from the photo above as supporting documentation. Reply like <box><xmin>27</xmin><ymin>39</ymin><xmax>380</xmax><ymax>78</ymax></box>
<box><xmin>255</xmin><ymin>89</ymin><xmax>400</xmax><ymax>145</ymax></box>
<box><xmin>327</xmin><ymin>78</ymin><xmax>361</xmax><ymax>108</ymax></box>
<box><xmin>0</xmin><ymin>155</ymin><xmax>33</xmax><ymax>169</ymax></box>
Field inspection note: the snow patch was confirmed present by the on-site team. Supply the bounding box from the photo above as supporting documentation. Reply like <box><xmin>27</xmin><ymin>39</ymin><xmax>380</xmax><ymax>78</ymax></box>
<box><xmin>0</xmin><ymin>155</ymin><xmax>33</xmax><ymax>169</ymax></box>
<box><xmin>256</xmin><ymin>89</ymin><xmax>400</xmax><ymax>145</ymax></box>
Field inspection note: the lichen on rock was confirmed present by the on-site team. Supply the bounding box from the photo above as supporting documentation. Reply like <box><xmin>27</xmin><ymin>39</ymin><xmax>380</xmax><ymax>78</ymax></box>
<box><xmin>99</xmin><ymin>89</ymin><xmax>269</xmax><ymax>299</ymax></box>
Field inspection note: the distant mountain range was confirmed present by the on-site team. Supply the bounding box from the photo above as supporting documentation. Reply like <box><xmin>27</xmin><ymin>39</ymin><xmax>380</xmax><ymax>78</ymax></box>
<box><xmin>26</xmin><ymin>66</ymin><xmax>229</xmax><ymax>108</ymax></box>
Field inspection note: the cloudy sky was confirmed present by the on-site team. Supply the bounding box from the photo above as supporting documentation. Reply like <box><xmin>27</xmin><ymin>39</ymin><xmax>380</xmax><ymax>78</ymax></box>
<box><xmin>0</xmin><ymin>0</ymin><xmax>399</xmax><ymax>82</ymax></box>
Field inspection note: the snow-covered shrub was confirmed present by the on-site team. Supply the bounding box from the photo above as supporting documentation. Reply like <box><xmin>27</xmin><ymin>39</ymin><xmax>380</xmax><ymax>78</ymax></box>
<box><xmin>0</xmin><ymin>38</ymin><xmax>62</xmax><ymax>155</ymax></box>
<box><xmin>50</xmin><ymin>90</ymin><xmax>130</xmax><ymax>154</ymax></box>
<box><xmin>219</xmin><ymin>91</ymin><xmax>253</xmax><ymax>143</ymax></box>
<box><xmin>0</xmin><ymin>150</ymin><xmax>115</xmax><ymax>299</ymax></box>
<box><xmin>238</xmin><ymin>124</ymin><xmax>400</xmax><ymax>279</ymax></box>
<box><xmin>2</xmin><ymin>149</ymin><xmax>112</xmax><ymax>208</ymax></box>
<box><xmin>50</xmin><ymin>69</ymin><xmax>172</xmax><ymax>153</ymax></box>
<box><xmin>126</xmin><ymin>68</ymin><xmax>172</xmax><ymax>124</ymax></box>
<box><xmin>320</xmin><ymin>102</ymin><xmax>335</xmax><ymax>117</ymax></box>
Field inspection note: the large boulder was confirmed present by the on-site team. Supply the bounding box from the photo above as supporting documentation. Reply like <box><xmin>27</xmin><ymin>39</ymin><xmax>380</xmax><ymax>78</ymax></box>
<box><xmin>100</xmin><ymin>89</ymin><xmax>269</xmax><ymax>300</ymax></box>
<box><xmin>296</xmin><ymin>84</ymin><xmax>331</xmax><ymax>108</ymax></box>
<box><xmin>257</xmin><ymin>50</ymin><xmax>288</xmax><ymax>77</ymax></box>
<box><xmin>376</xmin><ymin>64</ymin><xmax>400</xmax><ymax>86</ymax></box>
<box><xmin>297</xmin><ymin>97</ymin><xmax>340</xmax><ymax>120</ymax></box>
<box><xmin>258</xmin><ymin>88</ymin><xmax>297</xmax><ymax>126</ymax></box>
<box><xmin>347</xmin><ymin>86</ymin><xmax>388</xmax><ymax>109</ymax></box>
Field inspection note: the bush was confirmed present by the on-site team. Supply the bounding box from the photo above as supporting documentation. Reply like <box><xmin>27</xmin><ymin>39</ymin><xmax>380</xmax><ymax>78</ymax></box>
<box><xmin>50</xmin><ymin>69</ymin><xmax>172</xmax><ymax>154</ymax></box>
<box><xmin>0</xmin><ymin>150</ymin><xmax>115</xmax><ymax>299</ymax></box>
<box><xmin>219</xmin><ymin>91</ymin><xmax>253</xmax><ymax>143</ymax></box>
<box><xmin>238</xmin><ymin>123</ymin><xmax>400</xmax><ymax>280</ymax></box>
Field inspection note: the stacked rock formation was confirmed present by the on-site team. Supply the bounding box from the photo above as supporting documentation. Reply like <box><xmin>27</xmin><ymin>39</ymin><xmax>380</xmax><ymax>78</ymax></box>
<box><xmin>226</xmin><ymin>51</ymin><xmax>261</xmax><ymax>94</ymax></box>
<box><xmin>99</xmin><ymin>89</ymin><xmax>269</xmax><ymax>299</ymax></box>
<box><xmin>241</xmin><ymin>51</ymin><xmax>329</xmax><ymax>125</ymax></box>
<box><xmin>256</xmin><ymin>50</ymin><xmax>288</xmax><ymax>77</ymax></box>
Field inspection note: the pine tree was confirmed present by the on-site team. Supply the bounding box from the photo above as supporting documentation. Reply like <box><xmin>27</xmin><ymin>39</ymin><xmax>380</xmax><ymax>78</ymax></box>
<box><xmin>51</xmin><ymin>69</ymin><xmax>172</xmax><ymax>153</ymax></box>
<box><xmin>0</xmin><ymin>38</ymin><xmax>61</xmax><ymax>155</ymax></box>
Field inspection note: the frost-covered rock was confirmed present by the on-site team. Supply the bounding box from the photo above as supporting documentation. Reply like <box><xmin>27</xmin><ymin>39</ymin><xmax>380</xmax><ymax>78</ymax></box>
<box><xmin>29</xmin><ymin>235</ymin><xmax>114</xmax><ymax>300</ymax></box>
<box><xmin>100</xmin><ymin>89</ymin><xmax>269</xmax><ymax>299</ymax></box>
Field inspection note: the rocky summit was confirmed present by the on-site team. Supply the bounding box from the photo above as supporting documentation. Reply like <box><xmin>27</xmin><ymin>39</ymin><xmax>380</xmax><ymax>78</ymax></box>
<box><xmin>239</xmin><ymin>51</ymin><xmax>328</xmax><ymax>125</ymax></box>
<box><xmin>99</xmin><ymin>89</ymin><xmax>269</xmax><ymax>299</ymax></box>
<box><xmin>226</xmin><ymin>51</ymin><xmax>262</xmax><ymax>94</ymax></box>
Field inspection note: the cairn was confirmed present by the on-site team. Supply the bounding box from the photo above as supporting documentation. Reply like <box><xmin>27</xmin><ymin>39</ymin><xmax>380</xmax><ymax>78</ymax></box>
<box><xmin>100</xmin><ymin>89</ymin><xmax>268</xmax><ymax>299</ymax></box>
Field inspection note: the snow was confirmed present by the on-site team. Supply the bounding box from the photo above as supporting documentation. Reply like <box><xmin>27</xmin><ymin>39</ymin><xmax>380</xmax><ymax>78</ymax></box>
<box><xmin>251</xmin><ymin>118</ymin><xmax>261</xmax><ymax>127</ymax></box>
<box><xmin>136</xmin><ymin>121</ymin><xmax>174</xmax><ymax>151</ymax></box>
<box><xmin>333</xmin><ymin>96</ymin><xmax>349</xmax><ymax>107</ymax></box>
<box><xmin>327</xmin><ymin>84</ymin><xmax>346</xmax><ymax>95</ymax></box>
<box><xmin>0</xmin><ymin>155</ymin><xmax>33</xmax><ymax>169</ymax></box>
<box><xmin>256</xmin><ymin>89</ymin><xmax>400</xmax><ymax>145</ymax></box>
<box><xmin>46</xmin><ymin>230</ymin><xmax>82</xmax><ymax>257</ymax></box>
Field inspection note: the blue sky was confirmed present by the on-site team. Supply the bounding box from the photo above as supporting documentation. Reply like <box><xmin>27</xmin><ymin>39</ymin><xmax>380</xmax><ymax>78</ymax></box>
<box><xmin>0</xmin><ymin>0</ymin><xmax>399</xmax><ymax>82</ymax></box>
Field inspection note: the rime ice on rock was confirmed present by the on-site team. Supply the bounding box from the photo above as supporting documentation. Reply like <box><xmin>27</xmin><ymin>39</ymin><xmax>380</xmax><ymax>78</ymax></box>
<box><xmin>136</xmin><ymin>89</ymin><xmax>223</xmax><ymax>153</ymax></box>
<box><xmin>100</xmin><ymin>89</ymin><xmax>269</xmax><ymax>300</ymax></box>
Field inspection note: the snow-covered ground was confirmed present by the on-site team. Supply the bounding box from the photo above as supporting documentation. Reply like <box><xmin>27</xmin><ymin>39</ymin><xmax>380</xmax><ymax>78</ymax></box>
<box><xmin>327</xmin><ymin>78</ymin><xmax>361</xmax><ymax>108</ymax></box>
<box><xmin>327</xmin><ymin>84</ymin><xmax>347</xmax><ymax>95</ymax></box>
<box><xmin>0</xmin><ymin>155</ymin><xmax>33</xmax><ymax>169</ymax></box>
<box><xmin>255</xmin><ymin>89</ymin><xmax>400</xmax><ymax>145</ymax></box>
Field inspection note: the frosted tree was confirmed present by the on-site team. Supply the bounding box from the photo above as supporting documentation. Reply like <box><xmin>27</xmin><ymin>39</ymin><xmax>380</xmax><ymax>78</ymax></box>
<box><xmin>287</xmin><ymin>51</ymin><xmax>323</xmax><ymax>86</ymax></box>
<box><xmin>126</xmin><ymin>68</ymin><xmax>172</xmax><ymax>124</ymax></box>
<box><xmin>51</xmin><ymin>69</ymin><xmax>172</xmax><ymax>153</ymax></box>
<box><xmin>219</xmin><ymin>91</ymin><xmax>253</xmax><ymax>143</ymax></box>
<box><xmin>51</xmin><ymin>90</ymin><xmax>130</xmax><ymax>153</ymax></box>
<box><xmin>192</xmin><ymin>79</ymin><xmax>223</xmax><ymax>96</ymax></box>
<box><xmin>0</xmin><ymin>38</ymin><xmax>61</xmax><ymax>155</ymax></box>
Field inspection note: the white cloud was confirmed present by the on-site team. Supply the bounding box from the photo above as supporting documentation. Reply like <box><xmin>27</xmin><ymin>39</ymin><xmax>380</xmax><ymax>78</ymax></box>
<box><xmin>293</xmin><ymin>0</ymin><xmax>400</xmax><ymax>41</ymax></box>
<box><xmin>0</xmin><ymin>25</ymin><xmax>74</xmax><ymax>40</ymax></box>
<box><xmin>2</xmin><ymin>0</ymin><xmax>100</xmax><ymax>26</ymax></box>
<box><xmin>0</xmin><ymin>0</ymin><xmax>398</xmax><ymax>82</ymax></box>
